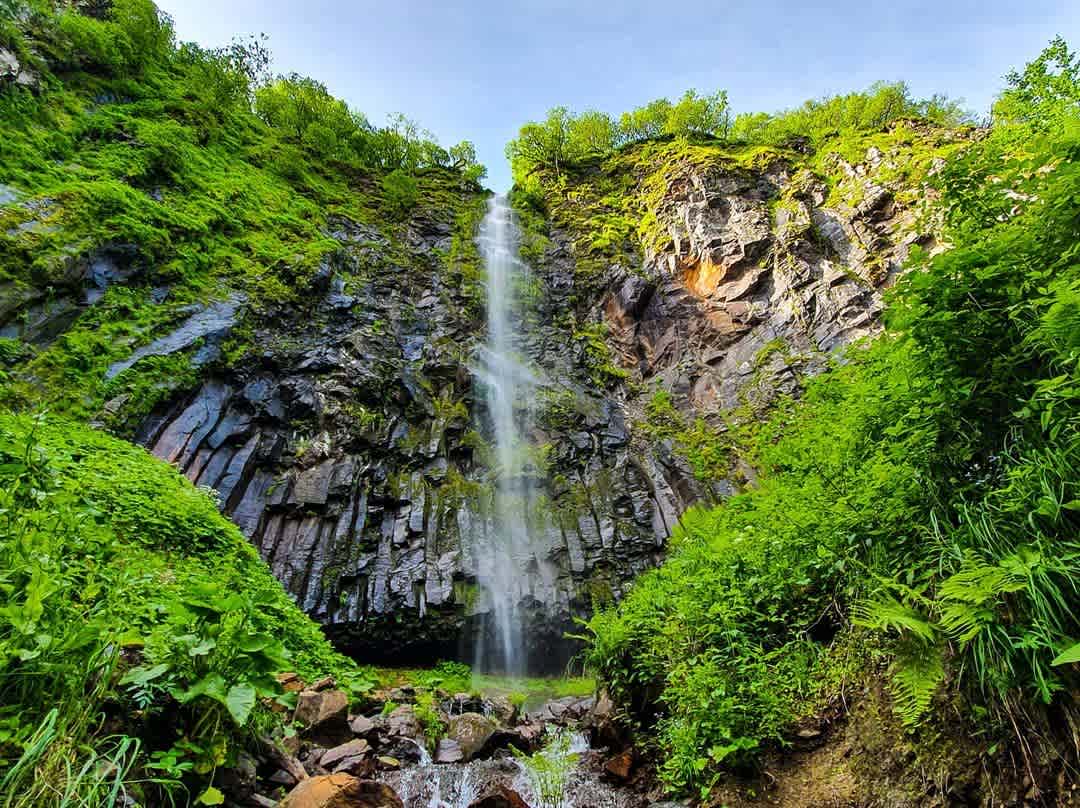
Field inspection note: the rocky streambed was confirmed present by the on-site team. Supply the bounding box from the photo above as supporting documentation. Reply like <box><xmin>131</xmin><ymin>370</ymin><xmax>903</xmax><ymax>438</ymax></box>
<box><xmin>223</xmin><ymin>675</ymin><xmax>670</xmax><ymax>808</ymax></box>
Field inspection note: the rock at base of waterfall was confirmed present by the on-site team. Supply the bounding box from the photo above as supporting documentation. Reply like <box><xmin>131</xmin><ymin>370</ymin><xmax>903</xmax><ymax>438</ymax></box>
<box><xmin>320</xmin><ymin>738</ymin><xmax>372</xmax><ymax>774</ymax></box>
<box><xmin>482</xmin><ymin>723</ymin><xmax>545</xmax><ymax>756</ymax></box>
<box><xmin>349</xmin><ymin>714</ymin><xmax>377</xmax><ymax>737</ymax></box>
<box><xmin>376</xmin><ymin>755</ymin><xmax>401</xmax><ymax>770</ymax></box>
<box><xmin>279</xmin><ymin>775</ymin><xmax>404</xmax><ymax>808</ymax></box>
<box><xmin>466</xmin><ymin>786</ymin><xmax>530</xmax><ymax>808</ymax></box>
<box><xmin>447</xmin><ymin>712</ymin><xmax>497</xmax><ymax>761</ymax></box>
<box><xmin>529</xmin><ymin>695</ymin><xmax>595</xmax><ymax>724</ymax></box>
<box><xmin>384</xmin><ymin>704</ymin><xmax>424</xmax><ymax>740</ymax></box>
<box><xmin>485</xmin><ymin>694</ymin><xmax>518</xmax><ymax>725</ymax></box>
<box><xmin>434</xmin><ymin>737</ymin><xmax>464</xmax><ymax>763</ymax></box>
<box><xmin>294</xmin><ymin>689</ymin><xmax>351</xmax><ymax>747</ymax></box>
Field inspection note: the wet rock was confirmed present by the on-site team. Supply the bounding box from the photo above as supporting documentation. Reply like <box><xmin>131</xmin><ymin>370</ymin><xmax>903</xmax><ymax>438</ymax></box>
<box><xmin>217</xmin><ymin>750</ymin><xmax>257</xmax><ymax>801</ymax></box>
<box><xmin>467</xmin><ymin>786</ymin><xmax>530</xmax><ymax>808</ymax></box>
<box><xmin>257</xmin><ymin>736</ymin><xmax>308</xmax><ymax>786</ymax></box>
<box><xmin>349</xmin><ymin>715</ymin><xmax>376</xmax><ymax>737</ymax></box>
<box><xmin>376</xmin><ymin>756</ymin><xmax>400</xmax><ymax>771</ymax></box>
<box><xmin>384</xmin><ymin>705</ymin><xmax>423</xmax><ymax>740</ymax></box>
<box><xmin>294</xmin><ymin>689</ymin><xmax>350</xmax><ymax>747</ymax></box>
<box><xmin>485</xmin><ymin>694</ymin><xmax>518</xmax><ymax>725</ymax></box>
<box><xmin>270</xmin><ymin>767</ymin><xmax>301</xmax><ymax>788</ymax></box>
<box><xmin>531</xmin><ymin>696</ymin><xmax>594</xmax><ymax>724</ymax></box>
<box><xmin>434</xmin><ymin>738</ymin><xmax>464</xmax><ymax>763</ymax></box>
<box><xmin>320</xmin><ymin>738</ymin><xmax>371</xmax><ymax>773</ymax></box>
<box><xmin>586</xmin><ymin>689</ymin><xmax>625</xmax><ymax>749</ymax></box>
<box><xmin>278</xmin><ymin>775</ymin><xmax>403</xmax><ymax>808</ymax></box>
<box><xmin>481</xmin><ymin>724</ymin><xmax>544</xmax><ymax>757</ymax></box>
<box><xmin>447</xmin><ymin>712</ymin><xmax>497</xmax><ymax>761</ymax></box>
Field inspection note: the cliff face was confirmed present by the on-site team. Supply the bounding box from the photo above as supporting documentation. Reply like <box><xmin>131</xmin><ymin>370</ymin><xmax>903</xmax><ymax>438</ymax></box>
<box><xmin>0</xmin><ymin>43</ymin><xmax>968</xmax><ymax>669</ymax></box>
<box><xmin>122</xmin><ymin>199</ymin><xmax>684</xmax><ymax>670</ymax></box>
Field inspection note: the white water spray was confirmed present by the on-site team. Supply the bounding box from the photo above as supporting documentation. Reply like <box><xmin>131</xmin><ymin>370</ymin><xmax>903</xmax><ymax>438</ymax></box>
<box><xmin>474</xmin><ymin>194</ymin><xmax>535</xmax><ymax>675</ymax></box>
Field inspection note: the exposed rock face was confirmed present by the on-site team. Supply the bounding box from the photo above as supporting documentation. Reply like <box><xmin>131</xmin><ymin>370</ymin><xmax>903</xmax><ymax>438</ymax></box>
<box><xmin>600</xmin><ymin>150</ymin><xmax>944</xmax><ymax>417</ymax></box>
<box><xmin>0</xmin><ymin>47</ymin><xmax>39</xmax><ymax>91</ymax></box>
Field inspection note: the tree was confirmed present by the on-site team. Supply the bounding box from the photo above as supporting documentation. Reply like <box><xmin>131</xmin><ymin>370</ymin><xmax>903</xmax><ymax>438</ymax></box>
<box><xmin>567</xmin><ymin>110</ymin><xmax>618</xmax><ymax>157</ymax></box>
<box><xmin>994</xmin><ymin>36</ymin><xmax>1080</xmax><ymax>128</ymax></box>
<box><xmin>665</xmin><ymin>89</ymin><xmax>731</xmax><ymax>139</ymax></box>
<box><xmin>448</xmin><ymin>140</ymin><xmax>487</xmax><ymax>182</ymax></box>
<box><xmin>619</xmin><ymin>97</ymin><xmax>673</xmax><ymax>142</ymax></box>
<box><xmin>254</xmin><ymin>74</ymin><xmax>356</xmax><ymax>149</ymax></box>
<box><xmin>506</xmin><ymin>106</ymin><xmax>573</xmax><ymax>178</ymax></box>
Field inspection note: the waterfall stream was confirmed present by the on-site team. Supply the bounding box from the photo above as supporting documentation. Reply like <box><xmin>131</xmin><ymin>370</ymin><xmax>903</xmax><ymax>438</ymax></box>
<box><xmin>473</xmin><ymin>194</ymin><xmax>536</xmax><ymax>675</ymax></box>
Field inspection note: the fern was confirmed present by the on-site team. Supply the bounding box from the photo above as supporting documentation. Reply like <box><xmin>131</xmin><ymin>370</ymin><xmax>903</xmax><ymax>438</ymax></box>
<box><xmin>936</xmin><ymin>550</ymin><xmax>1031</xmax><ymax>644</ymax></box>
<box><xmin>888</xmin><ymin>640</ymin><xmax>946</xmax><ymax>727</ymax></box>
<box><xmin>853</xmin><ymin>594</ymin><xmax>937</xmax><ymax>643</ymax></box>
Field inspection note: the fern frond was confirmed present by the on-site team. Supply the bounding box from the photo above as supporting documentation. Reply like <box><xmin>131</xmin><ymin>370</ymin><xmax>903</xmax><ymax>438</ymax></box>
<box><xmin>853</xmin><ymin>594</ymin><xmax>936</xmax><ymax>643</ymax></box>
<box><xmin>887</xmin><ymin>641</ymin><xmax>945</xmax><ymax>728</ymax></box>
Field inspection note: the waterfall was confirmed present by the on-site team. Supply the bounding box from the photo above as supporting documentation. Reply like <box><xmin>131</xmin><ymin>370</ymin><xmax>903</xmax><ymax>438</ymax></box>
<box><xmin>473</xmin><ymin>194</ymin><xmax>535</xmax><ymax>675</ymax></box>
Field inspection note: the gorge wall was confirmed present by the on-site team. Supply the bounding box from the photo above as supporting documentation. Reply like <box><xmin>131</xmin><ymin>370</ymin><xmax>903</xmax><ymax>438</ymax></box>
<box><xmin>0</xmin><ymin>83</ymin><xmax>969</xmax><ymax>668</ymax></box>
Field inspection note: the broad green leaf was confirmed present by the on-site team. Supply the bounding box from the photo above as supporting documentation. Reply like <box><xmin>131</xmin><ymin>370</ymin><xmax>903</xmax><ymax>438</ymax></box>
<box><xmin>195</xmin><ymin>786</ymin><xmax>225</xmax><ymax>805</ymax></box>
<box><xmin>225</xmin><ymin>683</ymin><xmax>256</xmax><ymax>725</ymax></box>
<box><xmin>120</xmin><ymin>663</ymin><xmax>170</xmax><ymax>686</ymax></box>
<box><xmin>1051</xmin><ymin>642</ymin><xmax>1080</xmax><ymax>666</ymax></box>
<box><xmin>177</xmin><ymin>672</ymin><xmax>228</xmax><ymax>705</ymax></box>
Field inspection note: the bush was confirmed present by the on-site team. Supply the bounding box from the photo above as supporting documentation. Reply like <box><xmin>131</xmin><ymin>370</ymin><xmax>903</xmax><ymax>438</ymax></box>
<box><xmin>381</xmin><ymin>168</ymin><xmax>419</xmax><ymax>217</ymax></box>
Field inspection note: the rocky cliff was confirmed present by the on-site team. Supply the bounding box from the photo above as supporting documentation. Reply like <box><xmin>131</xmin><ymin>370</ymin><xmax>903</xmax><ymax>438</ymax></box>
<box><xmin>0</xmin><ymin>54</ymin><xmax>970</xmax><ymax>669</ymax></box>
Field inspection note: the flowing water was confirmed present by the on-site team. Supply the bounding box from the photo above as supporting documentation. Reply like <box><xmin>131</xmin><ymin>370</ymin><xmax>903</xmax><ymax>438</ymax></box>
<box><xmin>381</xmin><ymin>731</ymin><xmax>650</xmax><ymax>808</ymax></box>
<box><xmin>473</xmin><ymin>194</ymin><xmax>537</xmax><ymax>675</ymax></box>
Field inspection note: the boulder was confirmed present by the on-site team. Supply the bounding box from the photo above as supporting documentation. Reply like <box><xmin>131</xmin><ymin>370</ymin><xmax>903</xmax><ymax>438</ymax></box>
<box><xmin>434</xmin><ymin>738</ymin><xmax>463</xmax><ymax>763</ymax></box>
<box><xmin>277</xmin><ymin>672</ymin><xmax>304</xmax><ymax>693</ymax></box>
<box><xmin>466</xmin><ymin>786</ymin><xmax>530</xmax><ymax>808</ymax></box>
<box><xmin>348</xmin><ymin>715</ymin><xmax>376</xmax><ymax>737</ymax></box>
<box><xmin>279</xmin><ymin>775</ymin><xmax>403</xmax><ymax>808</ymax></box>
<box><xmin>319</xmin><ymin>738</ymin><xmax>371</xmax><ymax>773</ymax></box>
<box><xmin>485</xmin><ymin>694</ymin><xmax>518</xmax><ymax>725</ymax></box>
<box><xmin>294</xmin><ymin>689</ymin><xmax>351</xmax><ymax>746</ymax></box>
<box><xmin>376</xmin><ymin>756</ymin><xmax>400</xmax><ymax>770</ymax></box>
<box><xmin>481</xmin><ymin>723</ymin><xmax>544</xmax><ymax>757</ymax></box>
<box><xmin>384</xmin><ymin>705</ymin><xmax>423</xmax><ymax>740</ymax></box>
<box><xmin>603</xmin><ymin>749</ymin><xmax>635</xmax><ymax>781</ymax></box>
<box><xmin>587</xmin><ymin>689</ymin><xmax>625</xmax><ymax>749</ymax></box>
<box><xmin>447</xmin><ymin>712</ymin><xmax>496</xmax><ymax>761</ymax></box>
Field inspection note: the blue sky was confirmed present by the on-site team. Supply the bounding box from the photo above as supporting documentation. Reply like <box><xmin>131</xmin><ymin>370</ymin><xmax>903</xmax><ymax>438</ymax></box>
<box><xmin>157</xmin><ymin>1</ymin><xmax>1080</xmax><ymax>189</ymax></box>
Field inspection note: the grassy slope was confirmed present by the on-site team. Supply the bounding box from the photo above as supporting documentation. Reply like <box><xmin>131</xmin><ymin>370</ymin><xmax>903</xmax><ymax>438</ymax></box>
<box><xmin>0</xmin><ymin>412</ymin><xmax>366</xmax><ymax>805</ymax></box>
<box><xmin>0</xmin><ymin>2</ymin><xmax>485</xmax><ymax>431</ymax></box>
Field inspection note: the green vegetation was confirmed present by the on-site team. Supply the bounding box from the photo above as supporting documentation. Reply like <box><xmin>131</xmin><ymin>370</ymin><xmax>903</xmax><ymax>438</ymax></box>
<box><xmin>371</xmin><ymin>663</ymin><xmax>594</xmax><ymax>709</ymax></box>
<box><xmin>511</xmin><ymin>729</ymin><xmax>580</xmax><ymax>808</ymax></box>
<box><xmin>581</xmin><ymin>40</ymin><xmax>1080</xmax><ymax>796</ymax></box>
<box><xmin>641</xmin><ymin>389</ymin><xmax>732</xmax><ymax>484</ymax></box>
<box><xmin>507</xmin><ymin>81</ymin><xmax>967</xmax><ymax>186</ymax></box>
<box><xmin>0</xmin><ymin>413</ymin><xmax>364</xmax><ymax>806</ymax></box>
<box><xmin>507</xmin><ymin>90</ymin><xmax>731</xmax><ymax>182</ymax></box>
<box><xmin>0</xmin><ymin>0</ymin><xmax>485</xmax><ymax>424</ymax></box>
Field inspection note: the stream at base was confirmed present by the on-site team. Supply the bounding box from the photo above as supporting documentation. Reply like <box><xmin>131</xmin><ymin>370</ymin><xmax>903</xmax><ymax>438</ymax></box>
<box><xmin>378</xmin><ymin>730</ymin><xmax>658</xmax><ymax>808</ymax></box>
